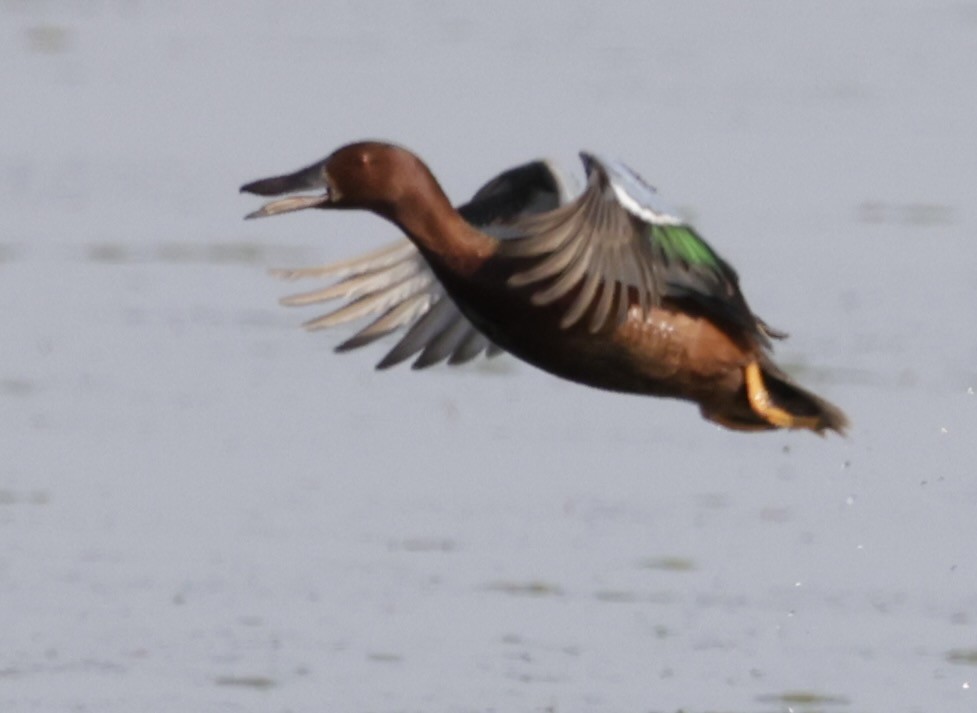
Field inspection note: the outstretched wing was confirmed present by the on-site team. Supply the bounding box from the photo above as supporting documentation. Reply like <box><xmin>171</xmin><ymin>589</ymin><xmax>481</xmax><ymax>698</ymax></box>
<box><xmin>272</xmin><ymin>159</ymin><xmax>575</xmax><ymax>369</ymax></box>
<box><xmin>501</xmin><ymin>153</ymin><xmax>773</xmax><ymax>343</ymax></box>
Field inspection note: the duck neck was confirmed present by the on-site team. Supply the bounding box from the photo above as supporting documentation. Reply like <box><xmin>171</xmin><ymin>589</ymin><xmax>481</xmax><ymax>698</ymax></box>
<box><xmin>381</xmin><ymin>184</ymin><xmax>498</xmax><ymax>277</ymax></box>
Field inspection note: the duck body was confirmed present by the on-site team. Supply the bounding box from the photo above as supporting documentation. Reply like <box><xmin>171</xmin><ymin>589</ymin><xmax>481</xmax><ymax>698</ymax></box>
<box><xmin>429</xmin><ymin>233</ymin><xmax>778</xmax><ymax>429</ymax></box>
<box><xmin>242</xmin><ymin>141</ymin><xmax>847</xmax><ymax>434</ymax></box>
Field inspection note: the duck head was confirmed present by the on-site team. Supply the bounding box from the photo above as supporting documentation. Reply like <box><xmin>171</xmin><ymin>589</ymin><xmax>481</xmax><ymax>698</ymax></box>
<box><xmin>242</xmin><ymin>141</ymin><xmax>432</xmax><ymax>219</ymax></box>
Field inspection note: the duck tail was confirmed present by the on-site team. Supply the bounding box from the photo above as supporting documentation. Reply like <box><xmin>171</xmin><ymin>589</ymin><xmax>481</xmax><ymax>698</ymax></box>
<box><xmin>760</xmin><ymin>362</ymin><xmax>849</xmax><ymax>436</ymax></box>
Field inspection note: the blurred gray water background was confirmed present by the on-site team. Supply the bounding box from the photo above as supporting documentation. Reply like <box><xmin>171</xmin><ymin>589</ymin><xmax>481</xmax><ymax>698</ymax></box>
<box><xmin>2</xmin><ymin>2</ymin><xmax>976</xmax><ymax>711</ymax></box>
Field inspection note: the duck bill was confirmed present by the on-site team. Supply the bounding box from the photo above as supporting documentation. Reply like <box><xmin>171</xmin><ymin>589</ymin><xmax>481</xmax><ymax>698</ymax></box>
<box><xmin>243</xmin><ymin>192</ymin><xmax>330</xmax><ymax>220</ymax></box>
<box><xmin>240</xmin><ymin>159</ymin><xmax>331</xmax><ymax>220</ymax></box>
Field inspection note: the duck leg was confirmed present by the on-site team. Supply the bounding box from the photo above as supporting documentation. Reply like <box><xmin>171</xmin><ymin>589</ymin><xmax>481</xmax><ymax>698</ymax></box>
<box><xmin>743</xmin><ymin>361</ymin><xmax>821</xmax><ymax>431</ymax></box>
<box><xmin>704</xmin><ymin>410</ymin><xmax>773</xmax><ymax>432</ymax></box>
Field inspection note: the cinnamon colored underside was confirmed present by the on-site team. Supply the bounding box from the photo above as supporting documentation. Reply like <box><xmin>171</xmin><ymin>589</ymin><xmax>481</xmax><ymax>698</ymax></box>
<box><xmin>242</xmin><ymin>141</ymin><xmax>847</xmax><ymax>435</ymax></box>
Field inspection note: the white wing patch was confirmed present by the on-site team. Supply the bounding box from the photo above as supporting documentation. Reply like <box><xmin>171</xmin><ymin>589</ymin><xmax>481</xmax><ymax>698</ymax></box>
<box><xmin>590</xmin><ymin>155</ymin><xmax>684</xmax><ymax>226</ymax></box>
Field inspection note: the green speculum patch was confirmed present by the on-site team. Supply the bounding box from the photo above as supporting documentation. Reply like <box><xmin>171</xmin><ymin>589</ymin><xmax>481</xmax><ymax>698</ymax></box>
<box><xmin>651</xmin><ymin>225</ymin><xmax>719</xmax><ymax>267</ymax></box>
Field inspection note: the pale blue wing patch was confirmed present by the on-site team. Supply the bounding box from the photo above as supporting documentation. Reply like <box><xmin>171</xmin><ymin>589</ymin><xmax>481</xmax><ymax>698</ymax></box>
<box><xmin>581</xmin><ymin>154</ymin><xmax>684</xmax><ymax>226</ymax></box>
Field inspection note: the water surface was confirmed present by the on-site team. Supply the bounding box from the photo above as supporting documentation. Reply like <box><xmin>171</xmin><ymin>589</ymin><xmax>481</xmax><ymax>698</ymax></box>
<box><xmin>2</xmin><ymin>2</ymin><xmax>976</xmax><ymax>712</ymax></box>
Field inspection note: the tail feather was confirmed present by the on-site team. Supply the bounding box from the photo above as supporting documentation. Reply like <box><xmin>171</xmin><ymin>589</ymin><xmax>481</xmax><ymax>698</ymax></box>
<box><xmin>763</xmin><ymin>367</ymin><xmax>849</xmax><ymax>436</ymax></box>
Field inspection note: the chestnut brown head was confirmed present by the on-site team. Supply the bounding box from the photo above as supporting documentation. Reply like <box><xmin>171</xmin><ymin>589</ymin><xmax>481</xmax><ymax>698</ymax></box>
<box><xmin>241</xmin><ymin>141</ymin><xmax>432</xmax><ymax>219</ymax></box>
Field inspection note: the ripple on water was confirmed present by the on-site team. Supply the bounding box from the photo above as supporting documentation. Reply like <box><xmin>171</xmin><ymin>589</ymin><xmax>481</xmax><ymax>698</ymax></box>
<box><xmin>0</xmin><ymin>489</ymin><xmax>50</xmax><ymax>506</ymax></box>
<box><xmin>947</xmin><ymin>649</ymin><xmax>977</xmax><ymax>666</ymax></box>
<box><xmin>0</xmin><ymin>242</ymin><xmax>314</xmax><ymax>266</ymax></box>
<box><xmin>485</xmin><ymin>580</ymin><xmax>563</xmax><ymax>597</ymax></box>
<box><xmin>213</xmin><ymin>675</ymin><xmax>277</xmax><ymax>690</ymax></box>
<box><xmin>0</xmin><ymin>378</ymin><xmax>35</xmax><ymax>397</ymax></box>
<box><xmin>854</xmin><ymin>201</ymin><xmax>956</xmax><ymax>226</ymax></box>
<box><xmin>638</xmin><ymin>556</ymin><xmax>697</xmax><ymax>572</ymax></box>
<box><xmin>756</xmin><ymin>690</ymin><xmax>851</xmax><ymax>708</ymax></box>
<box><xmin>24</xmin><ymin>24</ymin><xmax>72</xmax><ymax>55</ymax></box>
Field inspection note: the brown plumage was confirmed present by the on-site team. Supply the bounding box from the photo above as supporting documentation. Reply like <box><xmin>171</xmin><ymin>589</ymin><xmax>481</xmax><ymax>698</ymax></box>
<box><xmin>241</xmin><ymin>141</ymin><xmax>847</xmax><ymax>435</ymax></box>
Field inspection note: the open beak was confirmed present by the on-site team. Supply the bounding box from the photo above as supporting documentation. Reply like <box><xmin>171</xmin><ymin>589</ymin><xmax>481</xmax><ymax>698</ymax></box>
<box><xmin>240</xmin><ymin>159</ymin><xmax>331</xmax><ymax>220</ymax></box>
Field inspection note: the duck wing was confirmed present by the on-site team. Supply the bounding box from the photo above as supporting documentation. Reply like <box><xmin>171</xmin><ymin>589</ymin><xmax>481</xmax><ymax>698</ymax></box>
<box><xmin>272</xmin><ymin>159</ymin><xmax>574</xmax><ymax>369</ymax></box>
<box><xmin>502</xmin><ymin>153</ymin><xmax>776</xmax><ymax>344</ymax></box>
